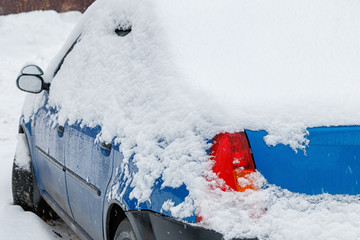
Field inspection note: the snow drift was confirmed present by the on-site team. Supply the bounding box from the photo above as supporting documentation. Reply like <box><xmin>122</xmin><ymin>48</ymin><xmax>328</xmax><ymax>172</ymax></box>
<box><xmin>0</xmin><ymin>10</ymin><xmax>81</xmax><ymax>239</ymax></box>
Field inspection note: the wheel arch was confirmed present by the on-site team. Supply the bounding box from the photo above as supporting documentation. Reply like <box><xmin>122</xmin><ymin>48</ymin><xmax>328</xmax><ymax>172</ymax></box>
<box><xmin>18</xmin><ymin>121</ymin><xmax>44</xmax><ymax>190</ymax></box>
<box><xmin>18</xmin><ymin>122</ymin><xmax>33</xmax><ymax>151</ymax></box>
<box><xmin>105</xmin><ymin>202</ymin><xmax>127</xmax><ymax>240</ymax></box>
<box><xmin>18</xmin><ymin>122</ymin><xmax>35</xmax><ymax>165</ymax></box>
<box><xmin>17</xmin><ymin>123</ymin><xmax>32</xmax><ymax>166</ymax></box>
<box><xmin>17</xmin><ymin>123</ymin><xmax>34</xmax><ymax>165</ymax></box>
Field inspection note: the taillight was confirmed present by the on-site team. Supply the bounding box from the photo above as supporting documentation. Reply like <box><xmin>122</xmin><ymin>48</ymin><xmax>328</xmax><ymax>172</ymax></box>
<box><xmin>210</xmin><ymin>132</ymin><xmax>256</xmax><ymax>192</ymax></box>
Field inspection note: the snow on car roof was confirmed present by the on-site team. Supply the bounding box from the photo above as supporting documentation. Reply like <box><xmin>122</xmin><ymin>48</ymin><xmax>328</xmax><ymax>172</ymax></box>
<box><xmin>44</xmin><ymin>0</ymin><xmax>360</xmax><ymax>149</ymax></box>
<box><xmin>23</xmin><ymin>0</ymin><xmax>360</xmax><ymax>239</ymax></box>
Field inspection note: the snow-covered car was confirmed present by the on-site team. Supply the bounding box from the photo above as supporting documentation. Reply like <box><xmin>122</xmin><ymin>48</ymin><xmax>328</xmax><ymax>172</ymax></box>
<box><xmin>12</xmin><ymin>0</ymin><xmax>360</xmax><ymax>240</ymax></box>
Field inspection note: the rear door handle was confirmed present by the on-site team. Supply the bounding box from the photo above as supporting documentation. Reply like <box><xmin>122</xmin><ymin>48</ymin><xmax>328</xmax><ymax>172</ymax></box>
<box><xmin>57</xmin><ymin>125</ymin><xmax>64</xmax><ymax>137</ymax></box>
<box><xmin>100</xmin><ymin>141</ymin><xmax>112</xmax><ymax>156</ymax></box>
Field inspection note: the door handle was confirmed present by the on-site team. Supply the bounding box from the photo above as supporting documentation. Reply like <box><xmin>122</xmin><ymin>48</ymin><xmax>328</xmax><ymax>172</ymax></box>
<box><xmin>57</xmin><ymin>125</ymin><xmax>64</xmax><ymax>138</ymax></box>
<box><xmin>100</xmin><ymin>142</ymin><xmax>112</xmax><ymax>156</ymax></box>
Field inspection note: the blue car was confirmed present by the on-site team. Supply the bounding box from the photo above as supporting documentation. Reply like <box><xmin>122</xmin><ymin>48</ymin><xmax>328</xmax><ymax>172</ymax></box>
<box><xmin>12</xmin><ymin>1</ymin><xmax>360</xmax><ymax>240</ymax></box>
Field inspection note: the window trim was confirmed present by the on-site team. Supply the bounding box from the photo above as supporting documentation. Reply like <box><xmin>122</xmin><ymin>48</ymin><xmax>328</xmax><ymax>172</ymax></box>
<box><xmin>53</xmin><ymin>35</ymin><xmax>81</xmax><ymax>77</ymax></box>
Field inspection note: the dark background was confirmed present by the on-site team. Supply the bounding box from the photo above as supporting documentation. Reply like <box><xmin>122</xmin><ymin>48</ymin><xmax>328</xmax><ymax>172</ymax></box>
<box><xmin>0</xmin><ymin>0</ymin><xmax>95</xmax><ymax>15</ymax></box>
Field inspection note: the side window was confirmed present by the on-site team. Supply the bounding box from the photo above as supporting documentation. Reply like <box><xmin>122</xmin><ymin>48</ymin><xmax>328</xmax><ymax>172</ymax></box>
<box><xmin>53</xmin><ymin>36</ymin><xmax>81</xmax><ymax>77</ymax></box>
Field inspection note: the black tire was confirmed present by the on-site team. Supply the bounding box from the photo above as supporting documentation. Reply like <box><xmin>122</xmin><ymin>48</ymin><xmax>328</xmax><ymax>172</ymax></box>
<box><xmin>114</xmin><ymin>218</ymin><xmax>138</xmax><ymax>240</ymax></box>
<box><xmin>12</xmin><ymin>133</ymin><xmax>57</xmax><ymax>220</ymax></box>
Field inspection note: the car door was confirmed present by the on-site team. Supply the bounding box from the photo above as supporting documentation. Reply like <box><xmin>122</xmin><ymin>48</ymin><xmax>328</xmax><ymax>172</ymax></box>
<box><xmin>63</xmin><ymin>123</ymin><xmax>113</xmax><ymax>240</ymax></box>
<box><xmin>33</xmin><ymin>36</ymin><xmax>82</xmax><ymax>220</ymax></box>
<box><xmin>45</xmin><ymin>33</ymin><xmax>114</xmax><ymax>238</ymax></box>
<box><xmin>34</xmin><ymin>95</ymin><xmax>73</xmax><ymax>217</ymax></box>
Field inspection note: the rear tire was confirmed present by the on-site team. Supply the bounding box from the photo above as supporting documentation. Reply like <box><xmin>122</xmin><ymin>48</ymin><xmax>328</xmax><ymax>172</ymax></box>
<box><xmin>114</xmin><ymin>218</ymin><xmax>138</xmax><ymax>240</ymax></box>
<box><xmin>12</xmin><ymin>133</ymin><xmax>57</xmax><ymax>220</ymax></box>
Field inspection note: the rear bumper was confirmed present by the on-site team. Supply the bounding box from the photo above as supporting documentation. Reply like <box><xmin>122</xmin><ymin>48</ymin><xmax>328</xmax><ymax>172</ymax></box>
<box><xmin>126</xmin><ymin>211</ymin><xmax>257</xmax><ymax>240</ymax></box>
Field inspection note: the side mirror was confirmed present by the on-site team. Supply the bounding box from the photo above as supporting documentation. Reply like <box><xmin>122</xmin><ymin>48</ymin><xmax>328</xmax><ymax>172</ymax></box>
<box><xmin>16</xmin><ymin>65</ymin><xmax>49</xmax><ymax>94</ymax></box>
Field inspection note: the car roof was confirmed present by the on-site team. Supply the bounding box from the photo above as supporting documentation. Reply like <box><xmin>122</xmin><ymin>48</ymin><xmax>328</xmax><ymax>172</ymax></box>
<box><xmin>43</xmin><ymin>0</ymin><xmax>360</xmax><ymax>149</ymax></box>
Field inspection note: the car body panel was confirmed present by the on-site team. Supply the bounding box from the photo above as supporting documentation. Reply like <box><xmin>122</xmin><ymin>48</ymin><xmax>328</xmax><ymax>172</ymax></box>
<box><xmin>64</xmin><ymin>123</ymin><xmax>113</xmax><ymax>240</ymax></box>
<box><xmin>126</xmin><ymin>211</ymin><xmax>226</xmax><ymax>240</ymax></box>
<box><xmin>107</xmin><ymin>146</ymin><xmax>195</xmax><ymax>223</ymax></box>
<box><xmin>246</xmin><ymin>126</ymin><xmax>360</xmax><ymax>195</ymax></box>
<box><xmin>33</xmin><ymin>100</ymin><xmax>73</xmax><ymax>217</ymax></box>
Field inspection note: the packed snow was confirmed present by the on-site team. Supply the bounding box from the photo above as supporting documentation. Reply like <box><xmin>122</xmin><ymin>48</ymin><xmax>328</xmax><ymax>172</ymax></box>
<box><xmin>14</xmin><ymin>134</ymin><xmax>31</xmax><ymax>170</ymax></box>
<box><xmin>0</xmin><ymin>10</ymin><xmax>81</xmax><ymax>239</ymax></box>
<box><xmin>4</xmin><ymin>1</ymin><xmax>360</xmax><ymax>240</ymax></box>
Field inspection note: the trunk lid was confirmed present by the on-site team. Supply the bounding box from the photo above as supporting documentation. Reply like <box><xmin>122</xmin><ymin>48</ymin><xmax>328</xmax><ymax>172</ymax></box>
<box><xmin>246</xmin><ymin>126</ymin><xmax>360</xmax><ymax>195</ymax></box>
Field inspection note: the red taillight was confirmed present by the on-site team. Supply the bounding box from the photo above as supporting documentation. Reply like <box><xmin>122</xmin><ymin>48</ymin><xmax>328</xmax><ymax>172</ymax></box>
<box><xmin>210</xmin><ymin>132</ymin><xmax>256</xmax><ymax>192</ymax></box>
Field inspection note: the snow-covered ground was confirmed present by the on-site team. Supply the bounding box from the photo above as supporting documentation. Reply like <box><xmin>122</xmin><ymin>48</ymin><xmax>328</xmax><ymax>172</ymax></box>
<box><xmin>0</xmin><ymin>10</ymin><xmax>81</xmax><ymax>239</ymax></box>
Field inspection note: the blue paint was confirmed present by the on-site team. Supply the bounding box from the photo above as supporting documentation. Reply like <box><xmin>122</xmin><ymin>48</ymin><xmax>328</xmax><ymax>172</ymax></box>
<box><xmin>63</xmin><ymin>122</ymin><xmax>112</xmax><ymax>240</ymax></box>
<box><xmin>246</xmin><ymin>126</ymin><xmax>360</xmax><ymax>195</ymax></box>
<box><xmin>110</xmin><ymin>148</ymin><xmax>194</xmax><ymax>222</ymax></box>
<box><xmin>57</xmin><ymin>129</ymin><xmax>64</xmax><ymax>138</ymax></box>
<box><xmin>100</xmin><ymin>147</ymin><xmax>111</xmax><ymax>157</ymax></box>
